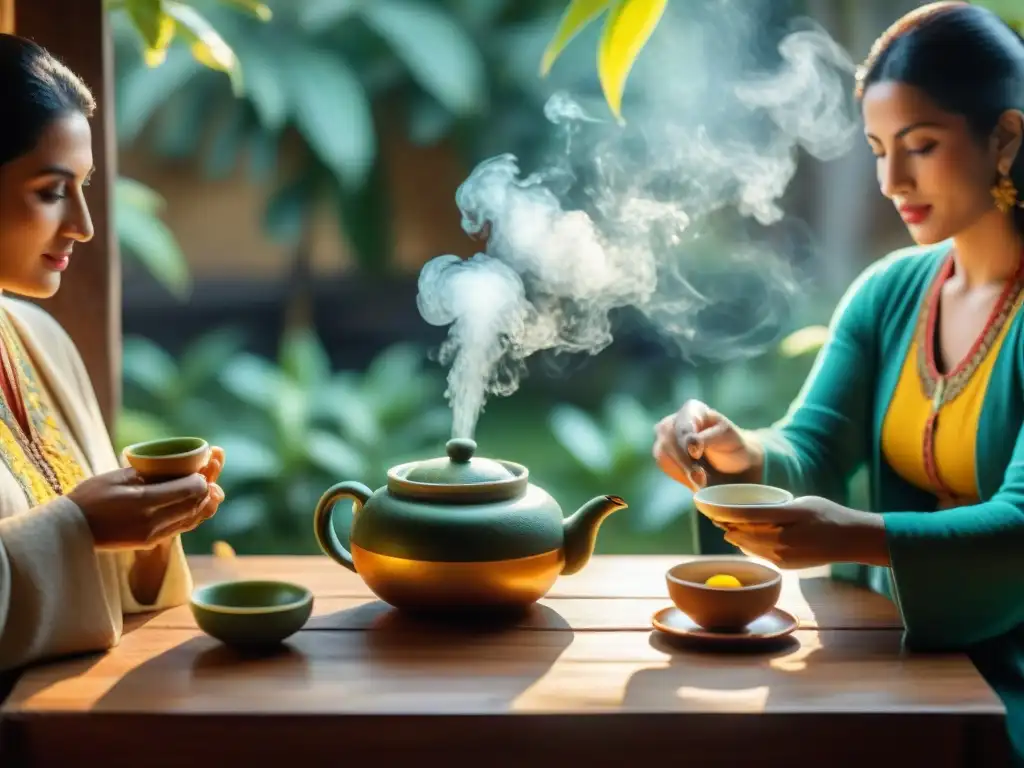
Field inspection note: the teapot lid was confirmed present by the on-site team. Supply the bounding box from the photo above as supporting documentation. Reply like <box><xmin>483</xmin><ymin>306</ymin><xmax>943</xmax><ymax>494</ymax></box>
<box><xmin>388</xmin><ymin>439</ymin><xmax>527</xmax><ymax>502</ymax></box>
<box><xmin>402</xmin><ymin>439</ymin><xmax>515</xmax><ymax>484</ymax></box>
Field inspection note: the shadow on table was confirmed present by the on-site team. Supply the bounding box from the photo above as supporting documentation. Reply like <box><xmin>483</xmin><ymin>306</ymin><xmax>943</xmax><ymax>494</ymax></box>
<box><xmin>621</xmin><ymin>629</ymin><xmax>826</xmax><ymax>712</ymax></box>
<box><xmin>0</xmin><ymin>613</ymin><xmax>155</xmax><ymax>710</ymax></box>
<box><xmin>82</xmin><ymin>601</ymin><xmax>574</xmax><ymax>714</ymax></box>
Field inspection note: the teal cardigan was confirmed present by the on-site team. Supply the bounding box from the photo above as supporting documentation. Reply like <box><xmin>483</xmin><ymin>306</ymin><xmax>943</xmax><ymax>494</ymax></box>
<box><xmin>701</xmin><ymin>240</ymin><xmax>1024</xmax><ymax>759</ymax></box>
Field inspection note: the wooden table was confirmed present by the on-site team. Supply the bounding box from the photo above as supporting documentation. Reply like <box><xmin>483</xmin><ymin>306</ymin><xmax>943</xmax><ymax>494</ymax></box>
<box><xmin>0</xmin><ymin>555</ymin><xmax>1010</xmax><ymax>767</ymax></box>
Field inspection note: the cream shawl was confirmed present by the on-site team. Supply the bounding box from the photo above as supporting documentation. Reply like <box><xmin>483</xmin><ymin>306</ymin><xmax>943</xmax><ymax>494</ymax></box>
<box><xmin>0</xmin><ymin>295</ymin><xmax>192</xmax><ymax>672</ymax></box>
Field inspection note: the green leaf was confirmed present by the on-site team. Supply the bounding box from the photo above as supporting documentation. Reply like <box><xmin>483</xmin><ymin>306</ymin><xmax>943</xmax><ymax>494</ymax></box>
<box><xmin>179</xmin><ymin>327</ymin><xmax>247</xmax><ymax>390</ymax></box>
<box><xmin>597</xmin><ymin>0</ymin><xmax>667</xmax><ymax>121</ymax></box>
<box><xmin>299</xmin><ymin>0</ymin><xmax>359</xmax><ymax>29</ymax></box>
<box><xmin>603</xmin><ymin>392</ymin><xmax>653</xmax><ymax>455</ymax></box>
<box><xmin>219</xmin><ymin>352</ymin><xmax>286</xmax><ymax>410</ymax></box>
<box><xmin>361</xmin><ymin>0</ymin><xmax>486</xmax><ymax>115</ymax></box>
<box><xmin>117</xmin><ymin>46</ymin><xmax>203</xmax><ymax>142</ymax></box>
<box><xmin>280</xmin><ymin>327</ymin><xmax>332</xmax><ymax>390</ymax></box>
<box><xmin>152</xmin><ymin>79</ymin><xmax>217</xmax><ymax>158</ymax></box>
<box><xmin>115</xmin><ymin>176</ymin><xmax>165</xmax><ymax>215</ymax></box>
<box><xmin>114</xmin><ymin>408</ymin><xmax>175</xmax><ymax>452</ymax></box>
<box><xmin>315</xmin><ymin>382</ymin><xmax>381</xmax><ymax>446</ymax></box>
<box><xmin>233</xmin><ymin>45</ymin><xmax>289</xmax><ymax>130</ymax></box>
<box><xmin>548</xmin><ymin>404</ymin><xmax>612</xmax><ymax>474</ymax></box>
<box><xmin>974</xmin><ymin>0</ymin><xmax>1024</xmax><ymax>23</ymax></box>
<box><xmin>273</xmin><ymin>379</ymin><xmax>309</xmax><ymax>455</ymax></box>
<box><xmin>121</xmin><ymin>336</ymin><xmax>179</xmax><ymax>400</ymax></box>
<box><xmin>305</xmin><ymin>430</ymin><xmax>368</xmax><ymax>478</ymax></box>
<box><xmin>213</xmin><ymin>434</ymin><xmax>279</xmax><ymax>486</ymax></box>
<box><xmin>125</xmin><ymin>0</ymin><xmax>176</xmax><ymax>65</ymax></box>
<box><xmin>363</xmin><ymin>343</ymin><xmax>431</xmax><ymax>421</ymax></box>
<box><xmin>164</xmin><ymin>0</ymin><xmax>243</xmax><ymax>93</ymax></box>
<box><xmin>216</xmin><ymin>0</ymin><xmax>272</xmax><ymax>21</ymax></box>
<box><xmin>539</xmin><ymin>0</ymin><xmax>609</xmax><ymax>76</ymax></box>
<box><xmin>210</xmin><ymin>494</ymin><xmax>269</xmax><ymax>536</ymax></box>
<box><xmin>283</xmin><ymin>47</ymin><xmax>375</xmax><ymax>189</ymax></box>
<box><xmin>115</xmin><ymin>178</ymin><xmax>192</xmax><ymax>299</ymax></box>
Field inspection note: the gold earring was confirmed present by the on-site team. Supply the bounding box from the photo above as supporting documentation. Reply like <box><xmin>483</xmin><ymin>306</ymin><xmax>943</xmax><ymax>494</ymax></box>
<box><xmin>992</xmin><ymin>174</ymin><xmax>1024</xmax><ymax>214</ymax></box>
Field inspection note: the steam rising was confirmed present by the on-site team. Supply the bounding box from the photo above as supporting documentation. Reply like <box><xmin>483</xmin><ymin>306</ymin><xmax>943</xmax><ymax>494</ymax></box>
<box><xmin>417</xmin><ymin>7</ymin><xmax>860</xmax><ymax>440</ymax></box>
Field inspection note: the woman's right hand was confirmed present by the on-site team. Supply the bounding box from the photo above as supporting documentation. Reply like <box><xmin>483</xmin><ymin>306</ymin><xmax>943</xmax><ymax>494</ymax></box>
<box><xmin>68</xmin><ymin>468</ymin><xmax>217</xmax><ymax>551</ymax></box>
<box><xmin>653</xmin><ymin>399</ymin><xmax>763</xmax><ymax>491</ymax></box>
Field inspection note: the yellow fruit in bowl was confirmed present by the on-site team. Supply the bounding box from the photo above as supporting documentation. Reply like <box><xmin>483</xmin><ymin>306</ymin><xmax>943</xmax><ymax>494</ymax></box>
<box><xmin>704</xmin><ymin>573</ymin><xmax>743</xmax><ymax>588</ymax></box>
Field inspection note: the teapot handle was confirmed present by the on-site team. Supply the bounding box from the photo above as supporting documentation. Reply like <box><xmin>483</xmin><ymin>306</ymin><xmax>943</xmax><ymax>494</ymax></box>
<box><xmin>313</xmin><ymin>481</ymin><xmax>372</xmax><ymax>573</ymax></box>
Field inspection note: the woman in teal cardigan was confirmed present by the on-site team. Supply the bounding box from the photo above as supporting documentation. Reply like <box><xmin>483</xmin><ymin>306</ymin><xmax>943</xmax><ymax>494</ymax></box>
<box><xmin>652</xmin><ymin>2</ymin><xmax>1024</xmax><ymax>759</ymax></box>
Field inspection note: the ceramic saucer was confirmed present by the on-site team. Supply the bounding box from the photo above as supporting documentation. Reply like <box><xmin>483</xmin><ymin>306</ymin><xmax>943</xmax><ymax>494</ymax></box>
<box><xmin>651</xmin><ymin>605</ymin><xmax>799</xmax><ymax>647</ymax></box>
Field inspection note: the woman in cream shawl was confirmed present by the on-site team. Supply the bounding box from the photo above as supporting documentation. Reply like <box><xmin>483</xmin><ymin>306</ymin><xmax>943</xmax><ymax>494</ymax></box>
<box><xmin>0</xmin><ymin>34</ymin><xmax>224</xmax><ymax>672</ymax></box>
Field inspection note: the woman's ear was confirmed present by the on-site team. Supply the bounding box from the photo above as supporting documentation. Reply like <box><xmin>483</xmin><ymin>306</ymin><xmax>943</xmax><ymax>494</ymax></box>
<box><xmin>992</xmin><ymin>109</ymin><xmax>1024</xmax><ymax>175</ymax></box>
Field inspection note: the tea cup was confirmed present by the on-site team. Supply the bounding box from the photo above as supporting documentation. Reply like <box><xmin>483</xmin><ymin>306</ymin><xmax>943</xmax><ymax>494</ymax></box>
<box><xmin>123</xmin><ymin>436</ymin><xmax>210</xmax><ymax>481</ymax></box>
<box><xmin>692</xmin><ymin>482</ymin><xmax>793</xmax><ymax>525</ymax></box>
<box><xmin>190</xmin><ymin>580</ymin><xmax>314</xmax><ymax>647</ymax></box>
<box><xmin>666</xmin><ymin>558</ymin><xmax>782</xmax><ymax>631</ymax></box>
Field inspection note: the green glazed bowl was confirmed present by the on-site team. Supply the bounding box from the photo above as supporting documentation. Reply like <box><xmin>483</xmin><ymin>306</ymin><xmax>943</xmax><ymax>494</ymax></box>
<box><xmin>189</xmin><ymin>580</ymin><xmax>313</xmax><ymax>647</ymax></box>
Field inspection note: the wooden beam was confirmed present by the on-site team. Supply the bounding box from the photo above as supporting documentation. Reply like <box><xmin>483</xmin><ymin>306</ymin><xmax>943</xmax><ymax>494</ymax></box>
<box><xmin>13</xmin><ymin>0</ymin><xmax>121</xmax><ymax>431</ymax></box>
<box><xmin>0</xmin><ymin>0</ymin><xmax>13</xmax><ymax>33</ymax></box>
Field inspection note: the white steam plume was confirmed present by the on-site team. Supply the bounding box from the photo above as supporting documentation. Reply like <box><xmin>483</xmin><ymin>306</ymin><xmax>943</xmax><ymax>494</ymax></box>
<box><xmin>416</xmin><ymin>7</ymin><xmax>860</xmax><ymax>440</ymax></box>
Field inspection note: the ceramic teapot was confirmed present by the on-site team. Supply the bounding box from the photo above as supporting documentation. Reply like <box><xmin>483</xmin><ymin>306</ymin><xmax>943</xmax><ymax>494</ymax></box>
<box><xmin>312</xmin><ymin>438</ymin><xmax>627</xmax><ymax>612</ymax></box>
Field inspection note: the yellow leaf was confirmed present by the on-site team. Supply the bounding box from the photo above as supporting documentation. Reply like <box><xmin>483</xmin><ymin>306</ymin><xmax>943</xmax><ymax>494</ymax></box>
<box><xmin>778</xmin><ymin>325</ymin><xmax>830</xmax><ymax>358</ymax></box>
<box><xmin>165</xmin><ymin>1</ymin><xmax>236</xmax><ymax>72</ymax></box>
<box><xmin>142</xmin><ymin>12</ymin><xmax>176</xmax><ymax>68</ymax></box>
<box><xmin>540</xmin><ymin>0</ymin><xmax>611</xmax><ymax>76</ymax></box>
<box><xmin>213</xmin><ymin>540</ymin><xmax>236</xmax><ymax>559</ymax></box>
<box><xmin>597</xmin><ymin>0</ymin><xmax>667</xmax><ymax>121</ymax></box>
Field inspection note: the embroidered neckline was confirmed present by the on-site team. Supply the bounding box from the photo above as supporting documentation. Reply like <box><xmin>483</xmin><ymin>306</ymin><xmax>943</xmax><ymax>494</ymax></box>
<box><xmin>0</xmin><ymin>309</ymin><xmax>88</xmax><ymax>505</ymax></box>
<box><xmin>913</xmin><ymin>251</ymin><xmax>1024</xmax><ymax>503</ymax></box>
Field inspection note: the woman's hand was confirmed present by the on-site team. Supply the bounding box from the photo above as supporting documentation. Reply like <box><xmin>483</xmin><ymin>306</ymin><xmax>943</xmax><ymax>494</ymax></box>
<box><xmin>653</xmin><ymin>399</ymin><xmax>764</xmax><ymax>490</ymax></box>
<box><xmin>69</xmin><ymin>447</ymin><xmax>225</xmax><ymax>551</ymax></box>
<box><xmin>715</xmin><ymin>496</ymin><xmax>890</xmax><ymax>569</ymax></box>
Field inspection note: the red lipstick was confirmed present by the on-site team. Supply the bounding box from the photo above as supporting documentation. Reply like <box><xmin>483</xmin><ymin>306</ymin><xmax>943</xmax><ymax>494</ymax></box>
<box><xmin>898</xmin><ymin>204</ymin><xmax>932</xmax><ymax>225</ymax></box>
<box><xmin>42</xmin><ymin>252</ymin><xmax>71</xmax><ymax>271</ymax></box>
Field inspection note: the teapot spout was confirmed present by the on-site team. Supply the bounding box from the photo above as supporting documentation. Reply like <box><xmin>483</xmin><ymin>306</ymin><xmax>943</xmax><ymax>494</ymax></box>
<box><xmin>561</xmin><ymin>495</ymin><xmax>628</xmax><ymax>575</ymax></box>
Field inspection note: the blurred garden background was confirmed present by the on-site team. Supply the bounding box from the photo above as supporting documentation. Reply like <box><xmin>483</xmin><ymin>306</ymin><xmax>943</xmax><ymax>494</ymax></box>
<box><xmin>106</xmin><ymin>0</ymin><xmax>1019</xmax><ymax>557</ymax></box>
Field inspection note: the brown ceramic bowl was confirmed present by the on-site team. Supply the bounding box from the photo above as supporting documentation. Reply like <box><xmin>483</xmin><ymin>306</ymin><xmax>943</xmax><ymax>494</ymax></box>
<box><xmin>692</xmin><ymin>483</ymin><xmax>793</xmax><ymax>525</ymax></box>
<box><xmin>666</xmin><ymin>558</ymin><xmax>782</xmax><ymax>631</ymax></box>
<box><xmin>123</xmin><ymin>437</ymin><xmax>210</xmax><ymax>481</ymax></box>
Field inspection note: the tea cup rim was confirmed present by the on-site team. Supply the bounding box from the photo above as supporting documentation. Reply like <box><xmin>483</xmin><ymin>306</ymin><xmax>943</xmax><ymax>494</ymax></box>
<box><xmin>123</xmin><ymin>436</ymin><xmax>209</xmax><ymax>460</ymax></box>
<box><xmin>666</xmin><ymin>558</ymin><xmax>782</xmax><ymax>592</ymax></box>
<box><xmin>692</xmin><ymin>482</ymin><xmax>794</xmax><ymax>507</ymax></box>
<box><xmin>190</xmin><ymin>579</ymin><xmax>313</xmax><ymax>616</ymax></box>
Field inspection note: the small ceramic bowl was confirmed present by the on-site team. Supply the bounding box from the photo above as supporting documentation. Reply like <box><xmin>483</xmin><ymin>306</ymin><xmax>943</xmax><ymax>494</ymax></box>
<box><xmin>666</xmin><ymin>558</ymin><xmax>782</xmax><ymax>631</ymax></box>
<box><xmin>692</xmin><ymin>483</ymin><xmax>793</xmax><ymax>525</ymax></box>
<box><xmin>123</xmin><ymin>437</ymin><xmax>210</xmax><ymax>480</ymax></box>
<box><xmin>190</xmin><ymin>580</ymin><xmax>314</xmax><ymax>647</ymax></box>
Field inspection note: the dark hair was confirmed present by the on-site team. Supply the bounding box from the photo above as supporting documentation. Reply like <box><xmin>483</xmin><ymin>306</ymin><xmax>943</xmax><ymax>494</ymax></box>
<box><xmin>855</xmin><ymin>2</ymin><xmax>1024</xmax><ymax>235</ymax></box>
<box><xmin>0</xmin><ymin>33</ymin><xmax>95</xmax><ymax>167</ymax></box>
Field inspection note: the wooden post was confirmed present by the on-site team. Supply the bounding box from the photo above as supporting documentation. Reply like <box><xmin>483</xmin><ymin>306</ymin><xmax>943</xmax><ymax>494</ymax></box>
<box><xmin>12</xmin><ymin>0</ymin><xmax>121</xmax><ymax>432</ymax></box>
<box><xmin>0</xmin><ymin>0</ymin><xmax>13</xmax><ymax>33</ymax></box>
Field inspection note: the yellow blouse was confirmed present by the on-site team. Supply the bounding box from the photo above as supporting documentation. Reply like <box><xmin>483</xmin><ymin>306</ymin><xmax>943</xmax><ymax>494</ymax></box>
<box><xmin>882</xmin><ymin>255</ymin><xmax>1024</xmax><ymax>507</ymax></box>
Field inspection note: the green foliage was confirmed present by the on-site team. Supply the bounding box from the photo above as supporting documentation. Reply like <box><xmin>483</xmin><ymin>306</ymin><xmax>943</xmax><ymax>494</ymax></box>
<box><xmin>974</xmin><ymin>0</ymin><xmax>1024</xmax><ymax>32</ymax></box>
<box><xmin>108</xmin><ymin>0</ymin><xmax>271</xmax><ymax>89</ymax></box>
<box><xmin>117</xmin><ymin>330</ymin><xmax>450</xmax><ymax>553</ymax></box>
<box><xmin>110</xmin><ymin>0</ymin><xmax>594</xmax><ymax>273</ymax></box>
<box><xmin>114</xmin><ymin>177</ymin><xmax>192</xmax><ymax>299</ymax></box>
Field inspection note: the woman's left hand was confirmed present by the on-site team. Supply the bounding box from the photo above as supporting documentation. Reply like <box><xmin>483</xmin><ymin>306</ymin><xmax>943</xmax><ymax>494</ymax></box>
<box><xmin>715</xmin><ymin>496</ymin><xmax>889</xmax><ymax>569</ymax></box>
